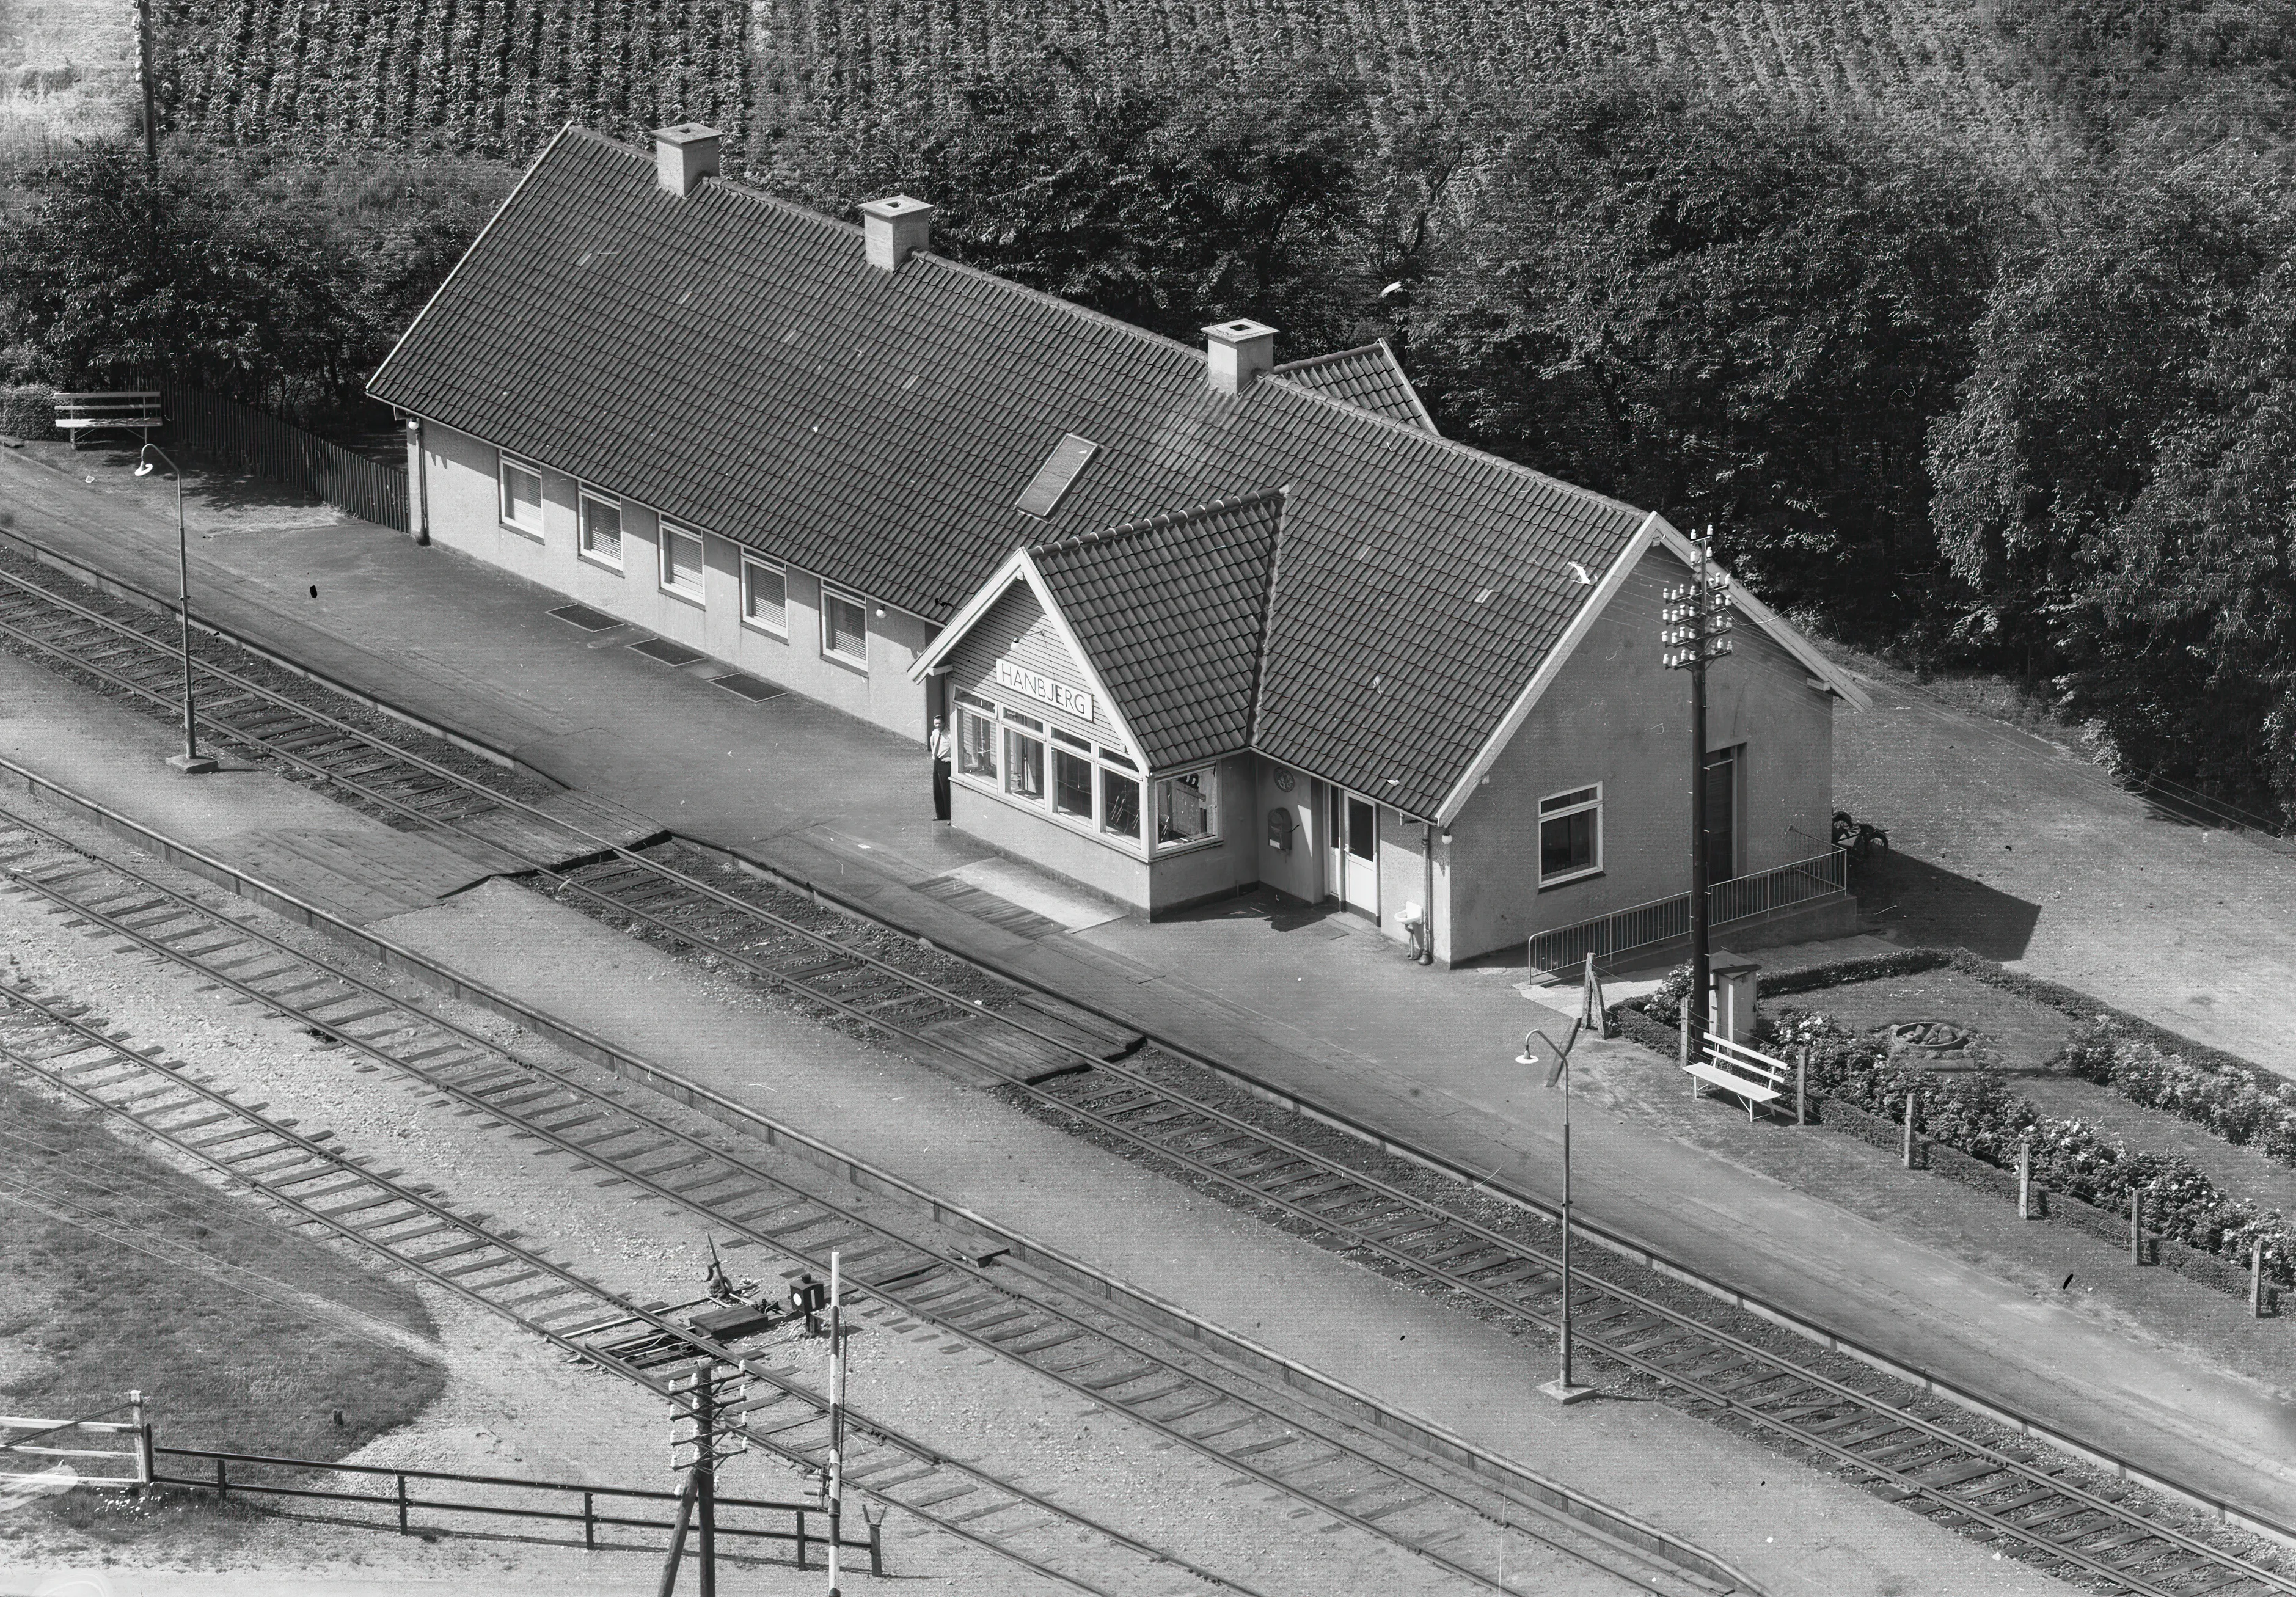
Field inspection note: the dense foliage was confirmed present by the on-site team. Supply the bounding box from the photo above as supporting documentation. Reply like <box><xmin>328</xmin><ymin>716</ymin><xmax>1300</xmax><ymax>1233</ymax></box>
<box><xmin>0</xmin><ymin>142</ymin><xmax>512</xmax><ymax>418</ymax></box>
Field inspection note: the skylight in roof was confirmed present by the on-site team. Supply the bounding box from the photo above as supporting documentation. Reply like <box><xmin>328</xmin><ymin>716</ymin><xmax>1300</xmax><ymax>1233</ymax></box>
<box><xmin>1016</xmin><ymin>434</ymin><xmax>1099</xmax><ymax>519</ymax></box>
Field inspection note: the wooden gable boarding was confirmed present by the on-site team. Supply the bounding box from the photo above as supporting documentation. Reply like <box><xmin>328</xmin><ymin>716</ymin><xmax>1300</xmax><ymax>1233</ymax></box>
<box><xmin>943</xmin><ymin>579</ymin><xmax>1131</xmax><ymax>752</ymax></box>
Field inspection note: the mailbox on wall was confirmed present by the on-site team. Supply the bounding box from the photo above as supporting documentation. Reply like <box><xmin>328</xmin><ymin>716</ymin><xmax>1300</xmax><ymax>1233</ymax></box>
<box><xmin>1267</xmin><ymin>806</ymin><xmax>1294</xmax><ymax>853</ymax></box>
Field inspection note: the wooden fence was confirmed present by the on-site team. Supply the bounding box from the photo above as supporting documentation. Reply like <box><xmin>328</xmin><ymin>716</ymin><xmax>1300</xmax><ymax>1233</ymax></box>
<box><xmin>161</xmin><ymin>385</ymin><xmax>408</xmax><ymax>533</ymax></box>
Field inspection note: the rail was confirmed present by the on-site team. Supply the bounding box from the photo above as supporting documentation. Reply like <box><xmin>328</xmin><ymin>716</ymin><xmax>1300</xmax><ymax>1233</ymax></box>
<box><xmin>150</xmin><ymin>1444</ymin><xmax>880</xmax><ymax>1568</ymax></box>
<box><xmin>1527</xmin><ymin>850</ymin><xmax>1846</xmax><ymax>976</ymax></box>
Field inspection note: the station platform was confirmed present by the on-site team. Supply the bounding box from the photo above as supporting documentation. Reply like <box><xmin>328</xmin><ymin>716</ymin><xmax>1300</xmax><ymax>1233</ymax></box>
<box><xmin>1</xmin><ymin>445</ymin><xmax>2287</xmax><ymax>1574</ymax></box>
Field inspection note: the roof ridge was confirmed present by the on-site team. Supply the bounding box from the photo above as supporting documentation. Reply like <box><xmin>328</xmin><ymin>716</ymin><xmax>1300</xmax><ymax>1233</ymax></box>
<box><xmin>1031</xmin><ymin>487</ymin><xmax>1289</xmax><ymax>555</ymax></box>
<box><xmin>572</xmin><ymin>127</ymin><xmax>1209</xmax><ymax>370</ymax></box>
<box><xmin>1256</xmin><ymin>376</ymin><xmax>1648</xmax><ymax>525</ymax></box>
<box><xmin>1243</xmin><ymin>486</ymin><xmax>1292</xmax><ymax>750</ymax></box>
<box><xmin>1272</xmin><ymin>343</ymin><xmax>1388</xmax><ymax>374</ymax></box>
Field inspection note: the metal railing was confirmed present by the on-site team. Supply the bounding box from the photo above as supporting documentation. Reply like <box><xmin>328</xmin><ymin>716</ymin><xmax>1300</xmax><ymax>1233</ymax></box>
<box><xmin>150</xmin><ymin>1445</ymin><xmax>881</xmax><ymax>1570</ymax></box>
<box><xmin>1527</xmin><ymin>849</ymin><xmax>1848</xmax><ymax>977</ymax></box>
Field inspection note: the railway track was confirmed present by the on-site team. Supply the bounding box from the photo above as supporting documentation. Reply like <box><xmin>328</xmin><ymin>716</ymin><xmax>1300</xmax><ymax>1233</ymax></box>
<box><xmin>0</xmin><ymin>970</ymin><xmax>1246</xmax><ymax>1597</ymax></box>
<box><xmin>0</xmin><ymin>802</ymin><xmax>1713</xmax><ymax>1597</ymax></box>
<box><xmin>1</xmin><ymin>549</ymin><xmax>2292</xmax><ymax>1595</ymax></box>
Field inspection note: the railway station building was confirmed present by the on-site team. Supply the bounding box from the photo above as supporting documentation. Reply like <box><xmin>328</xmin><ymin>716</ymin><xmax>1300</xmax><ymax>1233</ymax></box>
<box><xmin>371</xmin><ymin>121</ymin><xmax>1869</xmax><ymax>967</ymax></box>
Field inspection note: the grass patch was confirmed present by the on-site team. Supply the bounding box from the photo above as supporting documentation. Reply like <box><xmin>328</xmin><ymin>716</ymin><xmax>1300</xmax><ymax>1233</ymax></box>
<box><xmin>0</xmin><ymin>1067</ymin><xmax>445</xmax><ymax>1545</ymax></box>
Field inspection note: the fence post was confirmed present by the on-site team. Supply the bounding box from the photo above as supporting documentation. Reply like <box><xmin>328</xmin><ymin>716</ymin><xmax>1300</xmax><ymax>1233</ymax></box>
<box><xmin>397</xmin><ymin>1471</ymin><xmax>409</xmax><ymax>1534</ymax></box>
<box><xmin>1795</xmin><ymin>1049</ymin><xmax>1806</xmax><ymax>1126</ymax></box>
<box><xmin>2017</xmin><ymin>1135</ymin><xmax>2032</xmax><ymax>1219</ymax></box>
<box><xmin>2256</xmin><ymin>1238</ymin><xmax>2268</xmax><ymax>1318</ymax></box>
<box><xmin>583</xmin><ymin>1489</ymin><xmax>596</xmax><ymax>1551</ymax></box>
<box><xmin>795</xmin><ymin>1507</ymin><xmax>808</xmax><ymax>1569</ymax></box>
<box><xmin>2130</xmin><ymin>1188</ymin><xmax>2143</xmax><ymax>1266</ymax></box>
<box><xmin>216</xmin><ymin>1456</ymin><xmax>227</xmax><ymax>1500</ymax></box>
<box><xmin>1902</xmin><ymin>1090</ymin><xmax>1916</xmax><ymax>1169</ymax></box>
<box><xmin>129</xmin><ymin>1389</ymin><xmax>152</xmax><ymax>1494</ymax></box>
<box><xmin>1680</xmin><ymin>1003</ymin><xmax>1691</xmax><ymax>1076</ymax></box>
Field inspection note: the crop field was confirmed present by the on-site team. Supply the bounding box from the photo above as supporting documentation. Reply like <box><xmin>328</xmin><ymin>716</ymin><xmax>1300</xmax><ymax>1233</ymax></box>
<box><xmin>2</xmin><ymin>0</ymin><xmax>2052</xmax><ymax>170</ymax></box>
<box><xmin>756</xmin><ymin>0</ymin><xmax>2057</xmax><ymax>167</ymax></box>
<box><xmin>142</xmin><ymin>0</ymin><xmax>751</xmax><ymax>159</ymax></box>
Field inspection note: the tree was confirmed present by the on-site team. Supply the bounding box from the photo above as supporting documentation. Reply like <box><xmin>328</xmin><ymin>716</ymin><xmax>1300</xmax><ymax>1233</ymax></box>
<box><xmin>1408</xmin><ymin>79</ymin><xmax>2001</xmax><ymax>638</ymax></box>
<box><xmin>0</xmin><ymin>143</ymin><xmax>349</xmax><ymax>406</ymax></box>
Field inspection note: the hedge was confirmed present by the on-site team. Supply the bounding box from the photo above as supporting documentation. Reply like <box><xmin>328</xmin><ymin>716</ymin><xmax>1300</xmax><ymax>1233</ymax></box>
<box><xmin>1</xmin><ymin>385</ymin><xmax>59</xmax><ymax>442</ymax></box>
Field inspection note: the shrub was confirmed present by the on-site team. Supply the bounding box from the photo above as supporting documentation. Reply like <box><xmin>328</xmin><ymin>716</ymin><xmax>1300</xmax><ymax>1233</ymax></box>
<box><xmin>2060</xmin><ymin>1015</ymin><xmax>2296</xmax><ymax>1164</ymax></box>
<box><xmin>0</xmin><ymin>384</ymin><xmax>58</xmax><ymax>440</ymax></box>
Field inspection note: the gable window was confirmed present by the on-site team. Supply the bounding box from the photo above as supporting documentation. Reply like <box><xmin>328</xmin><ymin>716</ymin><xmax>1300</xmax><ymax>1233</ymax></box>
<box><xmin>1100</xmin><ymin>768</ymin><xmax>1141</xmax><ymax>838</ymax></box>
<box><xmin>822</xmin><ymin>588</ymin><xmax>869</xmax><ymax>668</ymax></box>
<box><xmin>741</xmin><ymin>557</ymin><xmax>786</xmax><ymax>635</ymax></box>
<box><xmin>661</xmin><ymin>522</ymin><xmax>705</xmax><ymax>601</ymax></box>
<box><xmin>1004</xmin><ymin>711</ymin><xmax>1045</xmax><ymax>800</ymax></box>
<box><xmin>1053</xmin><ymin>745</ymin><xmax>1094</xmax><ymax>819</ymax></box>
<box><xmin>956</xmin><ymin>703</ymin><xmax>998</xmax><ymax>780</ymax></box>
<box><xmin>1155</xmin><ymin>768</ymin><xmax>1217</xmax><ymax>847</ymax></box>
<box><xmin>1539</xmin><ymin>784</ymin><xmax>1602</xmax><ymax>886</ymax></box>
<box><xmin>579</xmin><ymin>488</ymin><xmax>622</xmax><ymax>569</ymax></box>
<box><xmin>499</xmin><ymin>455</ymin><xmax>543</xmax><ymax>536</ymax></box>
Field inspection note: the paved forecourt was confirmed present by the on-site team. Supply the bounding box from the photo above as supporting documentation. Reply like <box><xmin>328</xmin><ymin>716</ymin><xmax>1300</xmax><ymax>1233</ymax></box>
<box><xmin>1</xmin><ymin>446</ymin><xmax>2289</xmax><ymax>1543</ymax></box>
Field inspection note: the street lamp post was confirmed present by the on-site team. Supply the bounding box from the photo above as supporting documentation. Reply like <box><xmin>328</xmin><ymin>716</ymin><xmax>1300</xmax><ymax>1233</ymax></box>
<box><xmin>1520</xmin><ymin>1017</ymin><xmax>1594</xmax><ymax>1404</ymax></box>
<box><xmin>134</xmin><ymin>444</ymin><xmax>214</xmax><ymax>775</ymax></box>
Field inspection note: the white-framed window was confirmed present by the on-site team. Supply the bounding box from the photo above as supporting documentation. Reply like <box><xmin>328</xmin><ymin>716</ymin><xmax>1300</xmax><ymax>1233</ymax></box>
<box><xmin>955</xmin><ymin>696</ymin><xmax>998</xmax><ymax>780</ymax></box>
<box><xmin>948</xmin><ymin>687</ymin><xmax>1147</xmax><ymax>846</ymax></box>
<box><xmin>1004</xmin><ymin>709</ymin><xmax>1045</xmax><ymax>801</ymax></box>
<box><xmin>578</xmin><ymin>487</ymin><xmax>623</xmax><ymax>569</ymax></box>
<box><xmin>1538</xmin><ymin>783</ymin><xmax>1603</xmax><ymax>886</ymax></box>
<box><xmin>1100</xmin><ymin>766</ymin><xmax>1141</xmax><ymax>839</ymax></box>
<box><xmin>741</xmin><ymin>557</ymin><xmax>787</xmax><ymax>636</ymax></box>
<box><xmin>1155</xmin><ymin>767</ymin><xmax>1218</xmax><ymax>848</ymax></box>
<box><xmin>660</xmin><ymin>521</ymin><xmax>705</xmax><ymax>601</ymax></box>
<box><xmin>822</xmin><ymin>588</ymin><xmax>869</xmax><ymax>669</ymax></box>
<box><xmin>498</xmin><ymin>453</ymin><xmax>543</xmax><ymax>536</ymax></box>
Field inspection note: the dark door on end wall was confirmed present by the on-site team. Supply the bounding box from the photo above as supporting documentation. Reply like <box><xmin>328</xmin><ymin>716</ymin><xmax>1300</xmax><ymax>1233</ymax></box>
<box><xmin>1703</xmin><ymin>747</ymin><xmax>1738</xmax><ymax>884</ymax></box>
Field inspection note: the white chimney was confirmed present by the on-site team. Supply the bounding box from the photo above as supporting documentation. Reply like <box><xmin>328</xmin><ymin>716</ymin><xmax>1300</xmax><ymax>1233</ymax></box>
<box><xmin>1205</xmin><ymin>319</ymin><xmax>1278</xmax><ymax>395</ymax></box>
<box><xmin>860</xmin><ymin>195</ymin><xmax>935</xmax><ymax>272</ymax></box>
<box><xmin>653</xmin><ymin>123</ymin><xmax>720</xmax><ymax>197</ymax></box>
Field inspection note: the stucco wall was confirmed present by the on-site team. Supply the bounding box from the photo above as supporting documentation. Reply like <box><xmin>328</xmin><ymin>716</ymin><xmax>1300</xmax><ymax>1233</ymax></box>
<box><xmin>951</xmin><ymin>781</ymin><xmax>1150</xmax><ymax>907</ymax></box>
<box><xmin>1442</xmin><ymin>546</ymin><xmax>1837</xmax><ymax>963</ymax></box>
<box><xmin>415</xmin><ymin>418</ymin><xmax>933</xmax><ymax>739</ymax></box>
<box><xmin>1147</xmin><ymin>753</ymin><xmax>1259</xmax><ymax>915</ymax></box>
<box><xmin>1254</xmin><ymin>761</ymin><xmax>1325</xmax><ymax>904</ymax></box>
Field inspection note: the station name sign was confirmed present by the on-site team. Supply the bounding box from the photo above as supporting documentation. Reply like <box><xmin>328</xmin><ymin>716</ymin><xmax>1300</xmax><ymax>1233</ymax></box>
<box><xmin>995</xmin><ymin>659</ymin><xmax>1094</xmax><ymax>722</ymax></box>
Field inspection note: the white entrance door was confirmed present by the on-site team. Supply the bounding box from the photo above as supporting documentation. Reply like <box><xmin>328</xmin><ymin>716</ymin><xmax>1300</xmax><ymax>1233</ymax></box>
<box><xmin>1326</xmin><ymin>786</ymin><xmax>1380</xmax><ymax>918</ymax></box>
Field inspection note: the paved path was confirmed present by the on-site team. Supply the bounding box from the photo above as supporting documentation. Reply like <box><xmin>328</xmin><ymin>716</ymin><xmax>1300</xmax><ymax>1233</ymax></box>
<box><xmin>3</xmin><ymin>444</ymin><xmax>2292</xmax><ymax>1543</ymax></box>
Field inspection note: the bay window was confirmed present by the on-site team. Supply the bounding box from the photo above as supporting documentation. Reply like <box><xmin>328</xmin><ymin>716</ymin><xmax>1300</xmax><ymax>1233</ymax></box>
<box><xmin>1155</xmin><ymin>768</ymin><xmax>1216</xmax><ymax>847</ymax></box>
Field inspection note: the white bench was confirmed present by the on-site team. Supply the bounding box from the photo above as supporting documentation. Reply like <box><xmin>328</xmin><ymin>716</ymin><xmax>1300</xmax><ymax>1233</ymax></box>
<box><xmin>1686</xmin><ymin>1034</ymin><xmax>1793</xmax><ymax>1122</ymax></box>
<box><xmin>53</xmin><ymin>390</ymin><xmax>163</xmax><ymax>447</ymax></box>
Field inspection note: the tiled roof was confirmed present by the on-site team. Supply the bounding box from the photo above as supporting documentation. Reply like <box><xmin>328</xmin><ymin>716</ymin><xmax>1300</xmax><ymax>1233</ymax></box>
<box><xmin>1029</xmin><ymin>492</ymin><xmax>1284</xmax><ymax>771</ymax></box>
<box><xmin>1273</xmin><ymin>342</ymin><xmax>1438</xmax><ymax>433</ymax></box>
<box><xmin>371</xmin><ymin>126</ymin><xmax>1656</xmax><ymax>819</ymax></box>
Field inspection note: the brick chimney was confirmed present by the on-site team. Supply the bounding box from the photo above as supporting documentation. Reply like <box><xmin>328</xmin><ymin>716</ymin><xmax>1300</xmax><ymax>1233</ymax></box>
<box><xmin>1205</xmin><ymin>319</ymin><xmax>1278</xmax><ymax>395</ymax></box>
<box><xmin>653</xmin><ymin>123</ymin><xmax>720</xmax><ymax>197</ymax></box>
<box><xmin>860</xmin><ymin>196</ymin><xmax>934</xmax><ymax>272</ymax></box>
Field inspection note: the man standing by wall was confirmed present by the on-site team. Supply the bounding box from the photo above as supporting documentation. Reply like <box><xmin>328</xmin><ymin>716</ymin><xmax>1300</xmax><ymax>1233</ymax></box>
<box><xmin>927</xmin><ymin>716</ymin><xmax>952</xmax><ymax>821</ymax></box>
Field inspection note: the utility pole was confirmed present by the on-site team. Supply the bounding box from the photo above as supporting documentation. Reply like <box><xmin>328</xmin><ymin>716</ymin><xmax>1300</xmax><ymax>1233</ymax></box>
<box><xmin>135</xmin><ymin>0</ymin><xmax>158</xmax><ymax>171</ymax></box>
<box><xmin>827</xmin><ymin>1250</ymin><xmax>847</xmax><ymax>1597</ymax></box>
<box><xmin>1662</xmin><ymin>532</ymin><xmax>1732</xmax><ymax>1069</ymax></box>
<box><xmin>1522</xmin><ymin>1008</ymin><xmax>1592</xmax><ymax>1405</ymax></box>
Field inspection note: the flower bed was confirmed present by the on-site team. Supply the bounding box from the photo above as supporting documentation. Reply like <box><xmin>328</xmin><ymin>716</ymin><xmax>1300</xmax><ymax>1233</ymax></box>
<box><xmin>1619</xmin><ymin>948</ymin><xmax>2296</xmax><ymax>1178</ymax></box>
<box><xmin>1771</xmin><ymin>1008</ymin><xmax>2295</xmax><ymax>1290</ymax></box>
